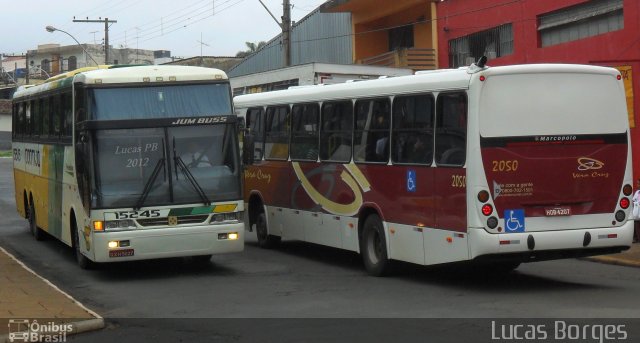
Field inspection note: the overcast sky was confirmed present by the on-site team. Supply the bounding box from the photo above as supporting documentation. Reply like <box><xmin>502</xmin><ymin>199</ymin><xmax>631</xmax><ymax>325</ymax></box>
<box><xmin>1</xmin><ymin>0</ymin><xmax>328</xmax><ymax>58</ymax></box>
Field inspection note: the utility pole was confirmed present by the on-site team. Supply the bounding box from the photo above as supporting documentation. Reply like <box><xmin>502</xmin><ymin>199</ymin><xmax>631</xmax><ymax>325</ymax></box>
<box><xmin>25</xmin><ymin>52</ymin><xmax>29</xmax><ymax>85</ymax></box>
<box><xmin>282</xmin><ymin>0</ymin><xmax>291</xmax><ymax>67</ymax></box>
<box><xmin>73</xmin><ymin>17</ymin><xmax>117</xmax><ymax>64</ymax></box>
<box><xmin>258</xmin><ymin>0</ymin><xmax>291</xmax><ymax>67</ymax></box>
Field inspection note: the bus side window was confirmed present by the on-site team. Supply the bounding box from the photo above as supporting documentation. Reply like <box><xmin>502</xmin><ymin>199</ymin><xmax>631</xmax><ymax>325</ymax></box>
<box><xmin>435</xmin><ymin>92</ymin><xmax>467</xmax><ymax>166</ymax></box>
<box><xmin>62</xmin><ymin>92</ymin><xmax>73</xmax><ymax>141</ymax></box>
<box><xmin>392</xmin><ymin>94</ymin><xmax>435</xmax><ymax>165</ymax></box>
<box><xmin>52</xmin><ymin>94</ymin><xmax>62</xmax><ymax>139</ymax></box>
<box><xmin>25</xmin><ymin>101</ymin><xmax>32</xmax><ymax>138</ymax></box>
<box><xmin>32</xmin><ymin>100</ymin><xmax>41</xmax><ymax>139</ymax></box>
<box><xmin>41</xmin><ymin>97</ymin><xmax>50</xmax><ymax>139</ymax></box>
<box><xmin>246</xmin><ymin>107</ymin><xmax>264</xmax><ymax>161</ymax></box>
<box><xmin>264</xmin><ymin>105</ymin><xmax>290</xmax><ymax>160</ymax></box>
<box><xmin>320</xmin><ymin>100</ymin><xmax>353</xmax><ymax>163</ymax></box>
<box><xmin>290</xmin><ymin>103</ymin><xmax>319</xmax><ymax>161</ymax></box>
<box><xmin>354</xmin><ymin>98</ymin><xmax>390</xmax><ymax>163</ymax></box>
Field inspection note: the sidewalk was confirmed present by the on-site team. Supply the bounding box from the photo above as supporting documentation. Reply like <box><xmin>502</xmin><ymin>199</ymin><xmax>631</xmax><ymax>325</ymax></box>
<box><xmin>585</xmin><ymin>242</ymin><xmax>640</xmax><ymax>268</ymax></box>
<box><xmin>0</xmin><ymin>247</ymin><xmax>104</xmax><ymax>342</ymax></box>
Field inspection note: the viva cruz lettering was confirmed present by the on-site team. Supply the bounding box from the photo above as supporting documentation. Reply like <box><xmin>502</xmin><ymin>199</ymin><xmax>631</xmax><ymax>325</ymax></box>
<box><xmin>245</xmin><ymin>169</ymin><xmax>272</xmax><ymax>184</ymax></box>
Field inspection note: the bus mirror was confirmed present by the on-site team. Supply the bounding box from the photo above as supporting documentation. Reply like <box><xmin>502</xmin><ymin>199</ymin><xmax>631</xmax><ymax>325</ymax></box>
<box><xmin>243</xmin><ymin>134</ymin><xmax>255</xmax><ymax>165</ymax></box>
<box><xmin>237</xmin><ymin>117</ymin><xmax>246</xmax><ymax>131</ymax></box>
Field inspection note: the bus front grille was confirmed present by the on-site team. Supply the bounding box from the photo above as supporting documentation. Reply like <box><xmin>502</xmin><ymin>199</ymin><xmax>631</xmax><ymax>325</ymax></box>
<box><xmin>136</xmin><ymin>215</ymin><xmax>210</xmax><ymax>227</ymax></box>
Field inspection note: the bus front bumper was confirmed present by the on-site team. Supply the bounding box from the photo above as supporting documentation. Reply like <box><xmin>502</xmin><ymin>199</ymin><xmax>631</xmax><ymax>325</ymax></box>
<box><xmin>468</xmin><ymin>220</ymin><xmax>634</xmax><ymax>263</ymax></box>
<box><xmin>92</xmin><ymin>223</ymin><xmax>244</xmax><ymax>263</ymax></box>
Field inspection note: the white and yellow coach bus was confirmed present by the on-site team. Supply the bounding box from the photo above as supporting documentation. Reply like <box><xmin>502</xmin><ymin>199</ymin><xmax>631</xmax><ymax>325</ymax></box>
<box><xmin>12</xmin><ymin>65</ymin><xmax>244</xmax><ymax>268</ymax></box>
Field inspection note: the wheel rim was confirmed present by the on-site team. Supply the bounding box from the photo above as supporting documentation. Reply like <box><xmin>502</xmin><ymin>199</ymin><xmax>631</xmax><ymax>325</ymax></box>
<box><xmin>366</xmin><ymin>227</ymin><xmax>382</xmax><ymax>265</ymax></box>
<box><xmin>256</xmin><ymin>215</ymin><xmax>267</xmax><ymax>241</ymax></box>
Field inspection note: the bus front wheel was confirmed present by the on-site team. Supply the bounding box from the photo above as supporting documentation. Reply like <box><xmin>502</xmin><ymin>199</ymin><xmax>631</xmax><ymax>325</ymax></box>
<box><xmin>71</xmin><ymin>222</ymin><xmax>95</xmax><ymax>270</ymax></box>
<box><xmin>361</xmin><ymin>214</ymin><xmax>391</xmax><ymax>276</ymax></box>
<box><xmin>255</xmin><ymin>212</ymin><xmax>280</xmax><ymax>249</ymax></box>
<box><xmin>28</xmin><ymin>201</ymin><xmax>44</xmax><ymax>241</ymax></box>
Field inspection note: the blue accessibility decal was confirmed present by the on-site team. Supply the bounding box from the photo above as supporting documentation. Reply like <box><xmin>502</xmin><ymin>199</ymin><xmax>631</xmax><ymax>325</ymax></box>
<box><xmin>504</xmin><ymin>209</ymin><xmax>525</xmax><ymax>233</ymax></box>
<box><xmin>407</xmin><ymin>170</ymin><xmax>417</xmax><ymax>193</ymax></box>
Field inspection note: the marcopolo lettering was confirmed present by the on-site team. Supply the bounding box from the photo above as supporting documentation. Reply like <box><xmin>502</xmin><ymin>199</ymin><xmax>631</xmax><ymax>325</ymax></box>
<box><xmin>536</xmin><ymin>135</ymin><xmax>577</xmax><ymax>142</ymax></box>
<box><xmin>171</xmin><ymin>117</ymin><xmax>228</xmax><ymax>125</ymax></box>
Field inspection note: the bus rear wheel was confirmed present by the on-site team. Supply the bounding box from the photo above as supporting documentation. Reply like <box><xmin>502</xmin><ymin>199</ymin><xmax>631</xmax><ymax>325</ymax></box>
<box><xmin>71</xmin><ymin>222</ymin><xmax>95</xmax><ymax>270</ymax></box>
<box><xmin>255</xmin><ymin>212</ymin><xmax>280</xmax><ymax>249</ymax></box>
<box><xmin>28</xmin><ymin>201</ymin><xmax>44</xmax><ymax>241</ymax></box>
<box><xmin>361</xmin><ymin>214</ymin><xmax>391</xmax><ymax>276</ymax></box>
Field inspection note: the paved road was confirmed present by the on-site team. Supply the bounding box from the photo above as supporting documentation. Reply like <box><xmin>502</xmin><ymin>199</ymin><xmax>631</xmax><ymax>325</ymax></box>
<box><xmin>1</xmin><ymin>158</ymin><xmax>640</xmax><ymax>341</ymax></box>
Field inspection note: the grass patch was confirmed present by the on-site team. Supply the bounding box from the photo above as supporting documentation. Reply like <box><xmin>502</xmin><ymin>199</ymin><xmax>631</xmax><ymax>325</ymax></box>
<box><xmin>0</xmin><ymin>151</ymin><xmax>12</xmax><ymax>158</ymax></box>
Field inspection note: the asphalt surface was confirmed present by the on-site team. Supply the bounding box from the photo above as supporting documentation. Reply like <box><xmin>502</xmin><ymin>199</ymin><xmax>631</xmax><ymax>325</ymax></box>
<box><xmin>1</xmin><ymin>158</ymin><xmax>640</xmax><ymax>342</ymax></box>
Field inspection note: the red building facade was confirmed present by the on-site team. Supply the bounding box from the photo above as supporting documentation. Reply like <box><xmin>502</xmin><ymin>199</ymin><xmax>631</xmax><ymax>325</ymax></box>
<box><xmin>436</xmin><ymin>0</ymin><xmax>640</xmax><ymax>179</ymax></box>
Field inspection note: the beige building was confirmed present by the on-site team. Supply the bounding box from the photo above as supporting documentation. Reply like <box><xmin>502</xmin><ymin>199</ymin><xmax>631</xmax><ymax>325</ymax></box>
<box><xmin>27</xmin><ymin>44</ymin><xmax>156</xmax><ymax>79</ymax></box>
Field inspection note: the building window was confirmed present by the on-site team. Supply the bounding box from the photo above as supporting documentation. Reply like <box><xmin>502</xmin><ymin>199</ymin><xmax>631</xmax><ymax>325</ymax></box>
<box><xmin>389</xmin><ymin>25</ymin><xmax>414</xmax><ymax>51</ymax></box>
<box><xmin>538</xmin><ymin>0</ymin><xmax>623</xmax><ymax>47</ymax></box>
<box><xmin>68</xmin><ymin>56</ymin><xmax>77</xmax><ymax>71</ymax></box>
<box><xmin>41</xmin><ymin>59</ymin><xmax>51</xmax><ymax>74</ymax></box>
<box><xmin>448</xmin><ymin>24</ymin><xmax>513</xmax><ymax>68</ymax></box>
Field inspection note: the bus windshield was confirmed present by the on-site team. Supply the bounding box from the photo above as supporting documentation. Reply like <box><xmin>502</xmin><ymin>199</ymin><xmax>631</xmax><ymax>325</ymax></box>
<box><xmin>89</xmin><ymin>83</ymin><xmax>232</xmax><ymax>120</ymax></box>
<box><xmin>92</xmin><ymin>124</ymin><xmax>240</xmax><ymax>208</ymax></box>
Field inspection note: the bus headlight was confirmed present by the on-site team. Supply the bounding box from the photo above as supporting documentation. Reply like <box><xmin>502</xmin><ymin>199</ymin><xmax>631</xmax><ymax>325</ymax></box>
<box><xmin>211</xmin><ymin>212</ymin><xmax>242</xmax><ymax>224</ymax></box>
<box><xmin>105</xmin><ymin>219</ymin><xmax>136</xmax><ymax>230</ymax></box>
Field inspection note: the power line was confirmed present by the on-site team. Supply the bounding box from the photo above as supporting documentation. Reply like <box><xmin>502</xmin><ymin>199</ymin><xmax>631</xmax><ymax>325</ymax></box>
<box><xmin>109</xmin><ymin>0</ymin><xmax>220</xmax><ymax>43</ymax></box>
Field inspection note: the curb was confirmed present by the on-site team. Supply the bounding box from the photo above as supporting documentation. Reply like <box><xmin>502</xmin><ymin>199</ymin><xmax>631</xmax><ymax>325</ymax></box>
<box><xmin>583</xmin><ymin>255</ymin><xmax>640</xmax><ymax>268</ymax></box>
<box><xmin>0</xmin><ymin>247</ymin><xmax>105</xmax><ymax>341</ymax></box>
<box><xmin>0</xmin><ymin>318</ymin><xmax>105</xmax><ymax>343</ymax></box>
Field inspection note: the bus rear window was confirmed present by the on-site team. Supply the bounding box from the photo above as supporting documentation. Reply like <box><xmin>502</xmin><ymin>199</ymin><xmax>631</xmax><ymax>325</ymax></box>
<box><xmin>479</xmin><ymin>73</ymin><xmax>627</xmax><ymax>137</ymax></box>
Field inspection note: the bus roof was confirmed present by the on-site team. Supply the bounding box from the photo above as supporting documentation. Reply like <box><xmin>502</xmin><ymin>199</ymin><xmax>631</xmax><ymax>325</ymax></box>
<box><xmin>233</xmin><ymin>63</ymin><xmax>620</xmax><ymax>107</ymax></box>
<box><xmin>234</xmin><ymin>67</ymin><xmax>471</xmax><ymax>107</ymax></box>
<box><xmin>13</xmin><ymin>65</ymin><xmax>228</xmax><ymax>100</ymax></box>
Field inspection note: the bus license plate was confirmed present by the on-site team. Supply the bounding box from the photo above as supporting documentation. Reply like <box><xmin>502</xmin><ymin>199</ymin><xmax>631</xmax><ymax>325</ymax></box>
<box><xmin>109</xmin><ymin>249</ymin><xmax>135</xmax><ymax>258</ymax></box>
<box><xmin>544</xmin><ymin>207</ymin><xmax>571</xmax><ymax>216</ymax></box>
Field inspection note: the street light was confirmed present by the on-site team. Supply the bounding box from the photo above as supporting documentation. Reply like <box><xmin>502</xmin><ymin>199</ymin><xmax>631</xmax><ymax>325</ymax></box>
<box><xmin>45</xmin><ymin>25</ymin><xmax>99</xmax><ymax>66</ymax></box>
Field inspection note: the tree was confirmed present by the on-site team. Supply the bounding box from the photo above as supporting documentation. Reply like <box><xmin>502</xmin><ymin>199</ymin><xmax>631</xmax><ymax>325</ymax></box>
<box><xmin>235</xmin><ymin>41</ymin><xmax>267</xmax><ymax>58</ymax></box>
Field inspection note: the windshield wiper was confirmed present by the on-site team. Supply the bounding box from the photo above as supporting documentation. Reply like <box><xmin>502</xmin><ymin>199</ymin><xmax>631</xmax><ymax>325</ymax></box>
<box><xmin>134</xmin><ymin>157</ymin><xmax>165</xmax><ymax>210</ymax></box>
<box><xmin>134</xmin><ymin>139</ymin><xmax>166</xmax><ymax>210</ymax></box>
<box><xmin>173</xmin><ymin>138</ymin><xmax>211</xmax><ymax>206</ymax></box>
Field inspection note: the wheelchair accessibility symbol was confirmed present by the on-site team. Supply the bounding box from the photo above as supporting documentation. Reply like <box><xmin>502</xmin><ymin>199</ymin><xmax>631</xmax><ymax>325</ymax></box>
<box><xmin>504</xmin><ymin>209</ymin><xmax>525</xmax><ymax>232</ymax></box>
<box><xmin>407</xmin><ymin>170</ymin><xmax>417</xmax><ymax>193</ymax></box>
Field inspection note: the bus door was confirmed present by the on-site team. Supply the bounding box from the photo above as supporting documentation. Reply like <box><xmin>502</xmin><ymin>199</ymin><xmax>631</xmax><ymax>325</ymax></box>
<box><xmin>430</xmin><ymin>92</ymin><xmax>469</xmax><ymax>263</ymax></box>
<box><xmin>262</xmin><ymin>105</ymin><xmax>299</xmax><ymax>239</ymax></box>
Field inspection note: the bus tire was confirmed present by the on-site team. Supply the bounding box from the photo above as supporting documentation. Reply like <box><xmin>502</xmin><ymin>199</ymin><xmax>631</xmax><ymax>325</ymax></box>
<box><xmin>256</xmin><ymin>212</ymin><xmax>280</xmax><ymax>249</ymax></box>
<box><xmin>361</xmin><ymin>214</ymin><xmax>391</xmax><ymax>276</ymax></box>
<box><xmin>28</xmin><ymin>201</ymin><xmax>44</xmax><ymax>241</ymax></box>
<box><xmin>191</xmin><ymin>255</ymin><xmax>212</xmax><ymax>265</ymax></box>
<box><xmin>71</xmin><ymin>221</ymin><xmax>95</xmax><ymax>270</ymax></box>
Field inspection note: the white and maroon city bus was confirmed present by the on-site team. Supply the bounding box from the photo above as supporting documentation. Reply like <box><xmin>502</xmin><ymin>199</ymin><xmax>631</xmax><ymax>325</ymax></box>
<box><xmin>235</xmin><ymin>63</ymin><xmax>634</xmax><ymax>276</ymax></box>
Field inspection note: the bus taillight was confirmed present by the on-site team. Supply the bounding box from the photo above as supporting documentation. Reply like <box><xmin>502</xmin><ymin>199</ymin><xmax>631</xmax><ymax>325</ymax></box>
<box><xmin>623</xmin><ymin>184</ymin><xmax>632</xmax><ymax>196</ymax></box>
<box><xmin>619</xmin><ymin>198</ymin><xmax>630</xmax><ymax>209</ymax></box>
<box><xmin>481</xmin><ymin>204</ymin><xmax>493</xmax><ymax>216</ymax></box>
<box><xmin>477</xmin><ymin>190</ymin><xmax>490</xmax><ymax>203</ymax></box>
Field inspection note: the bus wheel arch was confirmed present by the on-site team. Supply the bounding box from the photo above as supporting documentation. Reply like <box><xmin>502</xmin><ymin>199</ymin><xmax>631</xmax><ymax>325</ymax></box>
<box><xmin>248</xmin><ymin>192</ymin><xmax>280</xmax><ymax>248</ymax></box>
<box><xmin>247</xmin><ymin>193</ymin><xmax>264</xmax><ymax>231</ymax></box>
<box><xmin>69</xmin><ymin>209</ymin><xmax>94</xmax><ymax>269</ymax></box>
<box><xmin>23</xmin><ymin>190</ymin><xmax>29</xmax><ymax>219</ymax></box>
<box><xmin>358</xmin><ymin>207</ymin><xmax>392</xmax><ymax>276</ymax></box>
<box><xmin>27</xmin><ymin>192</ymin><xmax>44</xmax><ymax>241</ymax></box>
